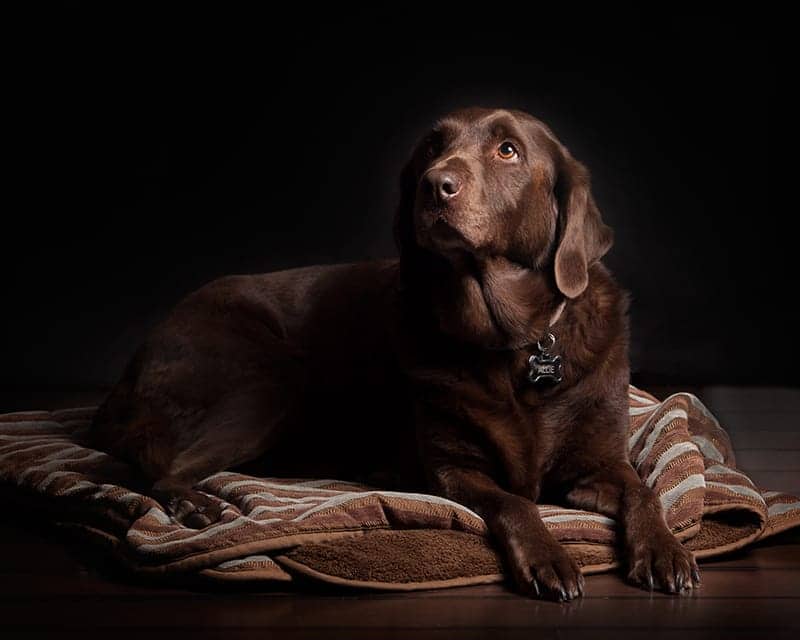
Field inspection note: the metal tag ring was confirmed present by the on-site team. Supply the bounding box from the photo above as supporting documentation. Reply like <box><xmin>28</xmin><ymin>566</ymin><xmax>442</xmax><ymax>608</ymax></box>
<box><xmin>537</xmin><ymin>332</ymin><xmax>556</xmax><ymax>352</ymax></box>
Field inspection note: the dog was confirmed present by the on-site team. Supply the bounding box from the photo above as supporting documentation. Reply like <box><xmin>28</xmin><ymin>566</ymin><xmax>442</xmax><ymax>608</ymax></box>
<box><xmin>89</xmin><ymin>107</ymin><xmax>699</xmax><ymax>600</ymax></box>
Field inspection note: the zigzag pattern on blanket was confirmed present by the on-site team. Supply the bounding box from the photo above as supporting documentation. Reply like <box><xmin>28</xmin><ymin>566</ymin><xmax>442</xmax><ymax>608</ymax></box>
<box><xmin>0</xmin><ymin>386</ymin><xmax>798</xmax><ymax>587</ymax></box>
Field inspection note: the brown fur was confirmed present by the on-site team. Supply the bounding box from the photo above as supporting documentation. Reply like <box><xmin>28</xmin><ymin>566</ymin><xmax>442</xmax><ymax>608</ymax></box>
<box><xmin>89</xmin><ymin>108</ymin><xmax>699</xmax><ymax>599</ymax></box>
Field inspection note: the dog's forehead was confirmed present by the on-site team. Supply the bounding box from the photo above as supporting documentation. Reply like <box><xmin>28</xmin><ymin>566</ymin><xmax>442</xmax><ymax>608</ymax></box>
<box><xmin>434</xmin><ymin>108</ymin><xmax>551</xmax><ymax>147</ymax></box>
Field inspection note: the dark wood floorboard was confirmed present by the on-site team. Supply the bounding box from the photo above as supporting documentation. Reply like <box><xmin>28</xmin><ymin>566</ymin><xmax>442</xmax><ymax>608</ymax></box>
<box><xmin>0</xmin><ymin>385</ymin><xmax>798</xmax><ymax>639</ymax></box>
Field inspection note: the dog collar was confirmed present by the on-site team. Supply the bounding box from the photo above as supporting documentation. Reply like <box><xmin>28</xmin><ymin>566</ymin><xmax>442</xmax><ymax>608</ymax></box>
<box><xmin>548</xmin><ymin>300</ymin><xmax>566</xmax><ymax>327</ymax></box>
<box><xmin>527</xmin><ymin>300</ymin><xmax>566</xmax><ymax>386</ymax></box>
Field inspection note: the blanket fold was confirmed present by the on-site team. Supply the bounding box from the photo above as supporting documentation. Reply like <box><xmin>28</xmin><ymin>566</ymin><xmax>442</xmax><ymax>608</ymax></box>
<box><xmin>1</xmin><ymin>385</ymin><xmax>798</xmax><ymax>590</ymax></box>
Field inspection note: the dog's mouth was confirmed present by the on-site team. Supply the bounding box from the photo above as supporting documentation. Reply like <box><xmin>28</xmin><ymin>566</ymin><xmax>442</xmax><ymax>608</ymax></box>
<box><xmin>429</xmin><ymin>217</ymin><xmax>467</xmax><ymax>247</ymax></box>
<box><xmin>415</xmin><ymin>208</ymin><xmax>475</xmax><ymax>255</ymax></box>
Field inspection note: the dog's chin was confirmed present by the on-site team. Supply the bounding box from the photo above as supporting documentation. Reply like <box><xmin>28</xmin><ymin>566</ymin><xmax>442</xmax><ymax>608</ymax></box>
<box><xmin>415</xmin><ymin>213</ymin><xmax>479</xmax><ymax>260</ymax></box>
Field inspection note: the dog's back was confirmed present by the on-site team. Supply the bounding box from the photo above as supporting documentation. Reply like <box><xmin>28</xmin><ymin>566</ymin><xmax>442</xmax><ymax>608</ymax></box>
<box><xmin>89</xmin><ymin>259</ymin><xmax>418</xmax><ymax>503</ymax></box>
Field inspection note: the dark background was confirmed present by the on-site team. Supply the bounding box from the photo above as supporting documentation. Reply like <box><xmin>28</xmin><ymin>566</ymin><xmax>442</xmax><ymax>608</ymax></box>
<box><xmin>4</xmin><ymin>9</ymin><xmax>791</xmax><ymax>390</ymax></box>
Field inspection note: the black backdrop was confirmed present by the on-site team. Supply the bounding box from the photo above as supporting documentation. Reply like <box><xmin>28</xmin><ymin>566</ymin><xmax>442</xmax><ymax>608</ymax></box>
<box><xmin>4</xmin><ymin>9</ymin><xmax>791</xmax><ymax>389</ymax></box>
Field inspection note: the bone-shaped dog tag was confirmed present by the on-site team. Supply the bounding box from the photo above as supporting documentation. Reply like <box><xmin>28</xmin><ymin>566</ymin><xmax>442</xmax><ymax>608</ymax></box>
<box><xmin>528</xmin><ymin>353</ymin><xmax>563</xmax><ymax>386</ymax></box>
<box><xmin>527</xmin><ymin>332</ymin><xmax>563</xmax><ymax>386</ymax></box>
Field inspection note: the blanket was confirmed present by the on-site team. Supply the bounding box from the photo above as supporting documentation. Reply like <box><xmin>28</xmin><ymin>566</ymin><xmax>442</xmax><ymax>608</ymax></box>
<box><xmin>1</xmin><ymin>385</ymin><xmax>798</xmax><ymax>590</ymax></box>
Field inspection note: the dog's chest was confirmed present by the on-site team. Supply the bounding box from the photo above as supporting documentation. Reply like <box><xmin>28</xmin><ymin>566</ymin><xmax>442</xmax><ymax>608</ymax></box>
<box><xmin>475</xmin><ymin>355</ymin><xmax>573</xmax><ymax>495</ymax></box>
<box><xmin>513</xmin><ymin>403</ymin><xmax>572</xmax><ymax>497</ymax></box>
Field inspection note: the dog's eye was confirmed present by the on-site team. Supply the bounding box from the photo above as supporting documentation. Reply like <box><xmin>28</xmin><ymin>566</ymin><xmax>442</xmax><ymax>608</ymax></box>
<box><xmin>424</xmin><ymin>134</ymin><xmax>442</xmax><ymax>159</ymax></box>
<box><xmin>497</xmin><ymin>141</ymin><xmax>518</xmax><ymax>160</ymax></box>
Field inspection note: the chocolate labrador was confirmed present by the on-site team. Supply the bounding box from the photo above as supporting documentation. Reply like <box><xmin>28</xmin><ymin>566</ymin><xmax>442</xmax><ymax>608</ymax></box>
<box><xmin>89</xmin><ymin>107</ymin><xmax>700</xmax><ymax>600</ymax></box>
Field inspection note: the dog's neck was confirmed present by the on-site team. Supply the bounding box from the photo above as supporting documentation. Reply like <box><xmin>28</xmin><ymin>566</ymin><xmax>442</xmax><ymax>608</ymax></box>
<box><xmin>426</xmin><ymin>253</ymin><xmax>566</xmax><ymax>350</ymax></box>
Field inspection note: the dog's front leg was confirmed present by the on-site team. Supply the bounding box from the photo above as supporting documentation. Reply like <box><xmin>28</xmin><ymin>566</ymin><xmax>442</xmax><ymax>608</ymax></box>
<box><xmin>565</xmin><ymin>460</ymin><xmax>700</xmax><ymax>593</ymax></box>
<box><xmin>430</xmin><ymin>464</ymin><xmax>584</xmax><ymax>601</ymax></box>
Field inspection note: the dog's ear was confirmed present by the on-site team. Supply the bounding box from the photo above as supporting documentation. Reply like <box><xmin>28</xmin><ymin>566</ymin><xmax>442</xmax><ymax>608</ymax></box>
<box><xmin>553</xmin><ymin>149</ymin><xmax>613</xmax><ymax>298</ymax></box>
<box><xmin>393</xmin><ymin>155</ymin><xmax>419</xmax><ymax>264</ymax></box>
<box><xmin>393</xmin><ymin>144</ymin><xmax>431</xmax><ymax>287</ymax></box>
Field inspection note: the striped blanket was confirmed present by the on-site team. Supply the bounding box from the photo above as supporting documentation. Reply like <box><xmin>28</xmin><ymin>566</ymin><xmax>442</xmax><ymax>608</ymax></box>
<box><xmin>0</xmin><ymin>386</ymin><xmax>798</xmax><ymax>590</ymax></box>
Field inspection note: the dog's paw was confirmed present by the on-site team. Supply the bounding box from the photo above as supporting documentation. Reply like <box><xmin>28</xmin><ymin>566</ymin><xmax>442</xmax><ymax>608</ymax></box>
<box><xmin>169</xmin><ymin>492</ymin><xmax>221</xmax><ymax>528</ymax></box>
<box><xmin>627</xmin><ymin>533</ymin><xmax>700</xmax><ymax>594</ymax></box>
<box><xmin>507</xmin><ymin>538</ymin><xmax>585</xmax><ymax>602</ymax></box>
<box><xmin>151</xmin><ymin>481</ymin><xmax>223</xmax><ymax>529</ymax></box>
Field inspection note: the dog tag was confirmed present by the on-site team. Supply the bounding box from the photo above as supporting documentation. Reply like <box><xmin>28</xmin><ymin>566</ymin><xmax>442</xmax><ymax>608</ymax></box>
<box><xmin>527</xmin><ymin>332</ymin><xmax>563</xmax><ymax>386</ymax></box>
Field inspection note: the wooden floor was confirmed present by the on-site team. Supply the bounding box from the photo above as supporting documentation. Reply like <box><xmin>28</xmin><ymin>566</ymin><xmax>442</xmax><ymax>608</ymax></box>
<box><xmin>1</xmin><ymin>386</ymin><xmax>798</xmax><ymax>639</ymax></box>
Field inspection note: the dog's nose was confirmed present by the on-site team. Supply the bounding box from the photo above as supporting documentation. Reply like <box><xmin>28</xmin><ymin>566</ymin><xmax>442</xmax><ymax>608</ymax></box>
<box><xmin>426</xmin><ymin>169</ymin><xmax>462</xmax><ymax>202</ymax></box>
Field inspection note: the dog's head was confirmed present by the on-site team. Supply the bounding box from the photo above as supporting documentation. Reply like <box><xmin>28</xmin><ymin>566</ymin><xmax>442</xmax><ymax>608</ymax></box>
<box><xmin>395</xmin><ymin>108</ymin><xmax>612</xmax><ymax>298</ymax></box>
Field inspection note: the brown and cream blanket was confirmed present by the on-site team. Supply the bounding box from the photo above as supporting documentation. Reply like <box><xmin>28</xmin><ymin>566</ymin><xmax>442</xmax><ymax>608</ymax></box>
<box><xmin>1</xmin><ymin>385</ymin><xmax>798</xmax><ymax>590</ymax></box>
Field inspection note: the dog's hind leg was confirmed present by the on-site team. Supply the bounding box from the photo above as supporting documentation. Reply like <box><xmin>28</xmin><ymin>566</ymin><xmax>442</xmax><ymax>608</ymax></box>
<box><xmin>140</xmin><ymin>383</ymin><xmax>291</xmax><ymax>529</ymax></box>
